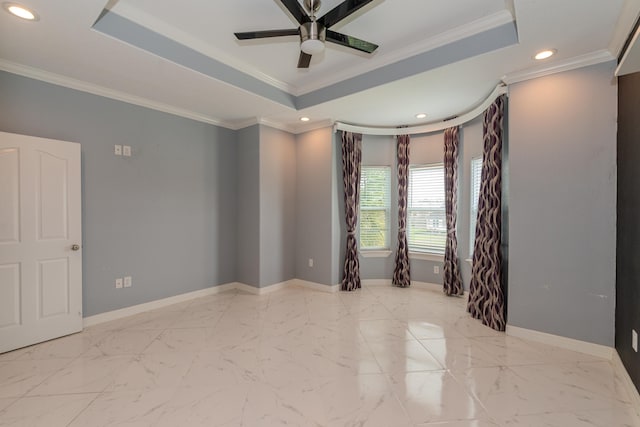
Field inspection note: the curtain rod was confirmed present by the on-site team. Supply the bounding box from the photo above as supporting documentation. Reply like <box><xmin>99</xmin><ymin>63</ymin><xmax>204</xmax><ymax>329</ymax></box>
<box><xmin>333</xmin><ymin>84</ymin><xmax>507</xmax><ymax>136</ymax></box>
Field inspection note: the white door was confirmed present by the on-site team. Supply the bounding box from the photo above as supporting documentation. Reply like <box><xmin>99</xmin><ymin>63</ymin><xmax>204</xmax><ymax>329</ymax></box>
<box><xmin>0</xmin><ymin>131</ymin><xmax>82</xmax><ymax>353</ymax></box>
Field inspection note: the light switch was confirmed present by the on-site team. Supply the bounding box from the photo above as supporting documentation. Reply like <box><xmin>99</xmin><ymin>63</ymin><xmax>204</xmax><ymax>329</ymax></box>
<box><xmin>124</xmin><ymin>276</ymin><xmax>132</xmax><ymax>288</ymax></box>
<box><xmin>115</xmin><ymin>278</ymin><xmax>123</xmax><ymax>289</ymax></box>
<box><xmin>123</xmin><ymin>145</ymin><xmax>131</xmax><ymax>157</ymax></box>
<box><xmin>114</xmin><ymin>145</ymin><xmax>122</xmax><ymax>156</ymax></box>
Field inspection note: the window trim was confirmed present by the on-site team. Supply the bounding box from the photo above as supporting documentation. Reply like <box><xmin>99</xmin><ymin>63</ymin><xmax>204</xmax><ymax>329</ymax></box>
<box><xmin>407</xmin><ymin>162</ymin><xmax>446</xmax><ymax>255</ymax></box>
<box><xmin>470</xmin><ymin>156</ymin><xmax>482</xmax><ymax>256</ymax></box>
<box><xmin>359</xmin><ymin>165</ymin><xmax>391</xmax><ymax>251</ymax></box>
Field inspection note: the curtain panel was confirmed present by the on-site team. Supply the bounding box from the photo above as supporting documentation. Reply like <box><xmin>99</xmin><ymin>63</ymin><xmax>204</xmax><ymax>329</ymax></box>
<box><xmin>393</xmin><ymin>134</ymin><xmax>411</xmax><ymax>288</ymax></box>
<box><xmin>468</xmin><ymin>95</ymin><xmax>506</xmax><ymax>331</ymax></box>
<box><xmin>341</xmin><ymin>131</ymin><xmax>363</xmax><ymax>291</ymax></box>
<box><xmin>443</xmin><ymin>127</ymin><xmax>464</xmax><ymax>296</ymax></box>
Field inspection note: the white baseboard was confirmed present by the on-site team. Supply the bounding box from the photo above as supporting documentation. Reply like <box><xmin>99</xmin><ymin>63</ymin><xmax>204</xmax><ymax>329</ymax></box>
<box><xmin>362</xmin><ymin>278</ymin><xmax>467</xmax><ymax>296</ymax></box>
<box><xmin>612</xmin><ymin>350</ymin><xmax>640</xmax><ymax>418</ymax></box>
<box><xmin>362</xmin><ymin>279</ymin><xmax>391</xmax><ymax>286</ymax></box>
<box><xmin>235</xmin><ymin>280</ymin><xmax>294</xmax><ymax>295</ymax></box>
<box><xmin>411</xmin><ymin>280</ymin><xmax>443</xmax><ymax>292</ymax></box>
<box><xmin>84</xmin><ymin>279</ymin><xmax>340</xmax><ymax>327</ymax></box>
<box><xmin>505</xmin><ymin>325</ymin><xmax>614</xmax><ymax>360</ymax></box>
<box><xmin>83</xmin><ymin>282</ymin><xmax>238</xmax><ymax>327</ymax></box>
<box><xmin>294</xmin><ymin>279</ymin><xmax>340</xmax><ymax>293</ymax></box>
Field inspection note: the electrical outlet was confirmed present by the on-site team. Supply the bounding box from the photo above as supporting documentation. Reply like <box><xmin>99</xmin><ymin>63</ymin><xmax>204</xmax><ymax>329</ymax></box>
<box><xmin>114</xmin><ymin>145</ymin><xmax>122</xmax><ymax>156</ymax></box>
<box><xmin>123</xmin><ymin>145</ymin><xmax>132</xmax><ymax>157</ymax></box>
<box><xmin>115</xmin><ymin>278</ymin><xmax>123</xmax><ymax>289</ymax></box>
<box><xmin>124</xmin><ymin>276</ymin><xmax>132</xmax><ymax>288</ymax></box>
<box><xmin>633</xmin><ymin>329</ymin><xmax>638</xmax><ymax>352</ymax></box>
<box><xmin>434</xmin><ymin>266</ymin><xmax>440</xmax><ymax>274</ymax></box>
<box><xmin>308</xmin><ymin>258</ymin><xmax>314</xmax><ymax>267</ymax></box>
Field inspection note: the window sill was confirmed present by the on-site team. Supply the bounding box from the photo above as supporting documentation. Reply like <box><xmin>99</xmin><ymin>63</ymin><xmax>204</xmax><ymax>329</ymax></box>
<box><xmin>409</xmin><ymin>252</ymin><xmax>444</xmax><ymax>262</ymax></box>
<box><xmin>360</xmin><ymin>250</ymin><xmax>392</xmax><ymax>258</ymax></box>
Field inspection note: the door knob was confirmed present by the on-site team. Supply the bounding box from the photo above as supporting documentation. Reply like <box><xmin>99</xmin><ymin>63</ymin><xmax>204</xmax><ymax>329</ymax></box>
<box><xmin>71</xmin><ymin>244</ymin><xmax>80</xmax><ymax>251</ymax></box>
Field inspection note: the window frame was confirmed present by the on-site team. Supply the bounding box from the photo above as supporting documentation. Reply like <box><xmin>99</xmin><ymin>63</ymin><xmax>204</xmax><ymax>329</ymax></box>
<box><xmin>407</xmin><ymin>163</ymin><xmax>446</xmax><ymax>255</ymax></box>
<box><xmin>469</xmin><ymin>156</ymin><xmax>483</xmax><ymax>256</ymax></box>
<box><xmin>359</xmin><ymin>165</ymin><xmax>392</xmax><ymax>251</ymax></box>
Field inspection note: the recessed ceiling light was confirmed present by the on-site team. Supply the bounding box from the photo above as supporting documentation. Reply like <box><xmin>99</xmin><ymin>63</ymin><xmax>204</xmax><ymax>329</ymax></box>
<box><xmin>415</xmin><ymin>113</ymin><xmax>427</xmax><ymax>119</ymax></box>
<box><xmin>300</xmin><ymin>117</ymin><xmax>310</xmax><ymax>122</ymax></box>
<box><xmin>3</xmin><ymin>2</ymin><xmax>38</xmax><ymax>20</ymax></box>
<box><xmin>534</xmin><ymin>49</ymin><xmax>556</xmax><ymax>60</ymax></box>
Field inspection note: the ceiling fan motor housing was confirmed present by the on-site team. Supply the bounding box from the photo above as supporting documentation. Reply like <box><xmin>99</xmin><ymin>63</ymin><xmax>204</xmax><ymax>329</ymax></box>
<box><xmin>300</xmin><ymin>20</ymin><xmax>326</xmax><ymax>54</ymax></box>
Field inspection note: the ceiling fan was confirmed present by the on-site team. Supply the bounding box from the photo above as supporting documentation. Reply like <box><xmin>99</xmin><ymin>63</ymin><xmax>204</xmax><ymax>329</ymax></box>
<box><xmin>234</xmin><ymin>0</ymin><xmax>379</xmax><ymax>68</ymax></box>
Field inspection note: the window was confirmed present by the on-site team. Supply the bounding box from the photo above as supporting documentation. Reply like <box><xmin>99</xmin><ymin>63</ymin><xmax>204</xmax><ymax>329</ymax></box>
<box><xmin>470</xmin><ymin>157</ymin><xmax>483</xmax><ymax>255</ymax></box>
<box><xmin>408</xmin><ymin>164</ymin><xmax>445</xmax><ymax>254</ymax></box>
<box><xmin>359</xmin><ymin>166</ymin><xmax>391</xmax><ymax>250</ymax></box>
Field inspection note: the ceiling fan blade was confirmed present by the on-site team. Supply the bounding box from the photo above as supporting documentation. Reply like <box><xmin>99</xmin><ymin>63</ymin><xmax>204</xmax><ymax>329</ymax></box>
<box><xmin>326</xmin><ymin>30</ymin><xmax>378</xmax><ymax>53</ymax></box>
<box><xmin>298</xmin><ymin>51</ymin><xmax>312</xmax><ymax>68</ymax></box>
<box><xmin>235</xmin><ymin>28</ymin><xmax>300</xmax><ymax>40</ymax></box>
<box><xmin>280</xmin><ymin>0</ymin><xmax>311</xmax><ymax>24</ymax></box>
<box><xmin>318</xmin><ymin>0</ymin><xmax>375</xmax><ymax>28</ymax></box>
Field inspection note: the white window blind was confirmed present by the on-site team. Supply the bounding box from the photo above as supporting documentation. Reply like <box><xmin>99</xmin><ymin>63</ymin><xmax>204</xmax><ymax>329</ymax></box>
<box><xmin>359</xmin><ymin>166</ymin><xmax>391</xmax><ymax>250</ymax></box>
<box><xmin>408</xmin><ymin>164</ymin><xmax>445</xmax><ymax>254</ymax></box>
<box><xmin>470</xmin><ymin>157</ymin><xmax>483</xmax><ymax>255</ymax></box>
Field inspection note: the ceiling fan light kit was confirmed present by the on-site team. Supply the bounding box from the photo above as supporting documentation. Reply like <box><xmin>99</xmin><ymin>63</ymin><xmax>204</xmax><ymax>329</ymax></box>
<box><xmin>234</xmin><ymin>0</ymin><xmax>379</xmax><ymax>68</ymax></box>
<box><xmin>300</xmin><ymin>20</ymin><xmax>326</xmax><ymax>54</ymax></box>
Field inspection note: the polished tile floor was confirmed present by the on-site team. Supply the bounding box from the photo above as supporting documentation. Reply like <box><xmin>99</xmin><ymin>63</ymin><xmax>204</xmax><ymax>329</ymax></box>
<box><xmin>0</xmin><ymin>285</ymin><xmax>638</xmax><ymax>426</ymax></box>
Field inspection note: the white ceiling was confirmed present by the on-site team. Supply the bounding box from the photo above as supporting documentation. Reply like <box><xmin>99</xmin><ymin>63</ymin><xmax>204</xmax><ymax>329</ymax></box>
<box><xmin>0</xmin><ymin>0</ymin><xmax>637</xmax><ymax>133</ymax></box>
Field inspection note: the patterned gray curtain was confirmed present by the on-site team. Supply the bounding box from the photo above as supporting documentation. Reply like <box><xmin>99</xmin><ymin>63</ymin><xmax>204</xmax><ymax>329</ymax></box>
<box><xmin>393</xmin><ymin>134</ymin><xmax>411</xmax><ymax>288</ymax></box>
<box><xmin>468</xmin><ymin>95</ymin><xmax>506</xmax><ymax>331</ymax></box>
<box><xmin>443</xmin><ymin>127</ymin><xmax>464</xmax><ymax>296</ymax></box>
<box><xmin>341</xmin><ymin>131</ymin><xmax>363</xmax><ymax>291</ymax></box>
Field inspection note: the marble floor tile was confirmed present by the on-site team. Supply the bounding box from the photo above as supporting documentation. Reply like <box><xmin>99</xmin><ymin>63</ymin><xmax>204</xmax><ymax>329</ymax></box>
<box><xmin>67</xmin><ymin>388</ymin><xmax>175</xmax><ymax>427</ymax></box>
<box><xmin>27</xmin><ymin>355</ymin><xmax>133</xmax><ymax>396</ymax></box>
<box><xmin>0</xmin><ymin>359</ymin><xmax>71</xmax><ymax>398</ymax></box>
<box><xmin>359</xmin><ymin>318</ymin><xmax>414</xmax><ymax>341</ymax></box>
<box><xmin>367</xmin><ymin>340</ymin><xmax>444</xmax><ymax>373</ymax></box>
<box><xmin>143</xmin><ymin>327</ymin><xmax>209</xmax><ymax>354</ymax></box>
<box><xmin>1</xmin><ymin>286</ymin><xmax>638</xmax><ymax>427</ymax></box>
<box><xmin>503</xmin><ymin>406</ymin><xmax>640</xmax><ymax>427</ymax></box>
<box><xmin>108</xmin><ymin>351</ymin><xmax>196</xmax><ymax>391</ymax></box>
<box><xmin>0</xmin><ymin>397</ymin><xmax>16</xmax><ymax>412</ymax></box>
<box><xmin>419</xmin><ymin>337</ymin><xmax>500</xmax><ymax>372</ymax></box>
<box><xmin>457</xmin><ymin>361</ymin><xmax>633</xmax><ymax>423</ymax></box>
<box><xmin>88</xmin><ymin>328</ymin><xmax>162</xmax><ymax>356</ymax></box>
<box><xmin>0</xmin><ymin>393</ymin><xmax>98</xmax><ymax>427</ymax></box>
<box><xmin>389</xmin><ymin>370</ymin><xmax>489</xmax><ymax>424</ymax></box>
<box><xmin>417</xmin><ymin>421</ymin><xmax>500</xmax><ymax>427</ymax></box>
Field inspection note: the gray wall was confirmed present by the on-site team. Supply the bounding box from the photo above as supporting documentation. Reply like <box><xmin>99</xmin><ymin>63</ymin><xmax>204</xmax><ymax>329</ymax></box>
<box><xmin>259</xmin><ymin>125</ymin><xmax>296</xmax><ymax>287</ymax></box>
<box><xmin>0</xmin><ymin>71</ymin><xmax>238</xmax><ymax>317</ymax></box>
<box><xmin>295</xmin><ymin>127</ymin><xmax>336</xmax><ymax>285</ymax></box>
<box><xmin>236</xmin><ymin>125</ymin><xmax>260</xmax><ymax>287</ymax></box>
<box><xmin>508</xmin><ymin>61</ymin><xmax>617</xmax><ymax>346</ymax></box>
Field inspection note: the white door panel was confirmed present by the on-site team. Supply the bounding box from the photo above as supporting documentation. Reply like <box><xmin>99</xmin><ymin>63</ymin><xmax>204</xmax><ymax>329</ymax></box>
<box><xmin>0</xmin><ymin>131</ymin><xmax>82</xmax><ymax>353</ymax></box>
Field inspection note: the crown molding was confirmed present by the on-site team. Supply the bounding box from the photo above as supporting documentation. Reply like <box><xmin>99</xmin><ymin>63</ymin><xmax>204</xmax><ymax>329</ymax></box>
<box><xmin>0</xmin><ymin>59</ymin><xmax>240</xmax><ymax>130</ymax></box>
<box><xmin>334</xmin><ymin>84</ymin><xmax>506</xmax><ymax>136</ymax></box>
<box><xmin>502</xmin><ymin>49</ymin><xmax>615</xmax><ymax>85</ymax></box>
<box><xmin>288</xmin><ymin>118</ymin><xmax>335</xmax><ymax>134</ymax></box>
<box><xmin>608</xmin><ymin>0</ymin><xmax>640</xmax><ymax>57</ymax></box>
<box><xmin>295</xmin><ymin>10</ymin><xmax>515</xmax><ymax>95</ymax></box>
<box><xmin>107</xmin><ymin>2</ymin><xmax>296</xmax><ymax>94</ymax></box>
<box><xmin>231</xmin><ymin>117</ymin><xmax>333</xmax><ymax>134</ymax></box>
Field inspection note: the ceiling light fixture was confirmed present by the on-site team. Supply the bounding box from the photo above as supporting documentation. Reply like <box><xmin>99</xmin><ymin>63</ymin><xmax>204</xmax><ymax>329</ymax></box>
<box><xmin>300</xmin><ymin>21</ymin><xmax>326</xmax><ymax>55</ymax></box>
<box><xmin>2</xmin><ymin>2</ymin><xmax>38</xmax><ymax>20</ymax></box>
<box><xmin>300</xmin><ymin>117</ymin><xmax>310</xmax><ymax>122</ymax></box>
<box><xmin>534</xmin><ymin>49</ymin><xmax>556</xmax><ymax>60</ymax></box>
<box><xmin>415</xmin><ymin>113</ymin><xmax>427</xmax><ymax>119</ymax></box>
